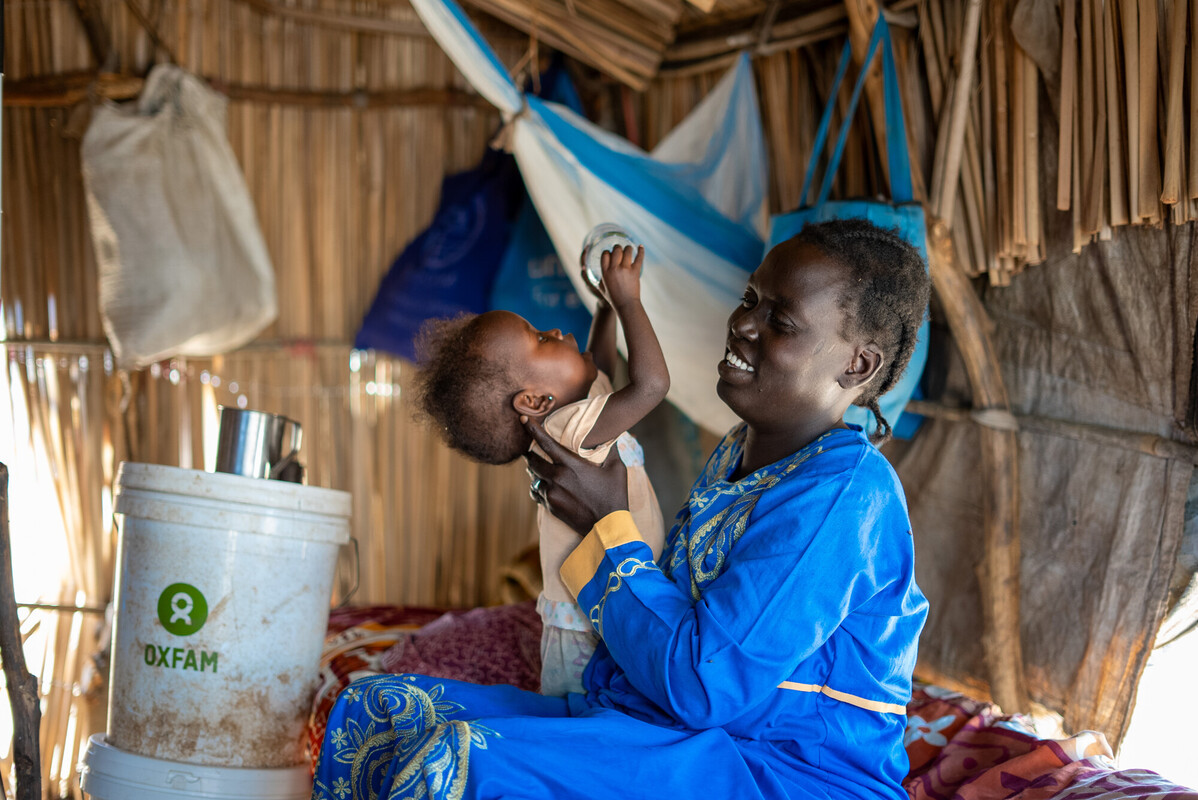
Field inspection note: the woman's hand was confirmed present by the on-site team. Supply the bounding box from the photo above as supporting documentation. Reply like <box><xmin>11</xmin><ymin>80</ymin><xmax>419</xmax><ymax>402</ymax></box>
<box><xmin>523</xmin><ymin>417</ymin><xmax>629</xmax><ymax>535</ymax></box>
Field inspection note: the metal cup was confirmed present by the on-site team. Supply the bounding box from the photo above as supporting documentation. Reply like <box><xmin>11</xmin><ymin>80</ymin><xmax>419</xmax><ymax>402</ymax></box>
<box><xmin>214</xmin><ymin>407</ymin><xmax>302</xmax><ymax>481</ymax></box>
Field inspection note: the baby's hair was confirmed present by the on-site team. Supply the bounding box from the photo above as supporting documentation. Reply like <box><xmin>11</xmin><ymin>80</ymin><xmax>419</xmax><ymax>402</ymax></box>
<box><xmin>791</xmin><ymin>218</ymin><xmax>931</xmax><ymax>445</ymax></box>
<box><xmin>413</xmin><ymin>314</ymin><xmax>528</xmax><ymax>465</ymax></box>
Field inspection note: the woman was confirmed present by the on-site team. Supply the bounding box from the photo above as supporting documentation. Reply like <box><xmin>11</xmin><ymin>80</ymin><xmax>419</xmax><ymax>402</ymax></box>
<box><xmin>312</xmin><ymin>218</ymin><xmax>931</xmax><ymax>800</ymax></box>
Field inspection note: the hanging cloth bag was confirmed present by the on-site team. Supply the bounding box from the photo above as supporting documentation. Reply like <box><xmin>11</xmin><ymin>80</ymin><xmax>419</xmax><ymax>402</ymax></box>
<box><xmin>768</xmin><ymin>16</ymin><xmax>930</xmax><ymax>437</ymax></box>
<box><xmin>82</xmin><ymin>64</ymin><xmax>278</xmax><ymax>369</ymax></box>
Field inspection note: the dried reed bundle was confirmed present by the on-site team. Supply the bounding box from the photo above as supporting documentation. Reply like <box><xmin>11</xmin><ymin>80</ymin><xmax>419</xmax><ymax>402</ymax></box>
<box><xmin>1057</xmin><ymin>0</ymin><xmax>1077</xmax><ymax>212</ymax></box>
<box><xmin>918</xmin><ymin>0</ymin><xmax>993</xmax><ymax>278</ymax></box>
<box><xmin>463</xmin><ymin>0</ymin><xmax>681</xmax><ymax>89</ymax></box>
<box><xmin>1104</xmin><ymin>0</ymin><xmax>1128</xmax><ymax>228</ymax></box>
<box><xmin>663</xmin><ymin>0</ymin><xmax>920</xmax><ymax>75</ymax></box>
<box><xmin>1161</xmin><ymin>0</ymin><xmax>1187</xmax><ymax>208</ymax></box>
<box><xmin>11</xmin><ymin>0</ymin><xmax>1198</xmax><ymax>794</ymax></box>
<box><xmin>1052</xmin><ymin>0</ymin><xmax>1196</xmax><ymax>243</ymax></box>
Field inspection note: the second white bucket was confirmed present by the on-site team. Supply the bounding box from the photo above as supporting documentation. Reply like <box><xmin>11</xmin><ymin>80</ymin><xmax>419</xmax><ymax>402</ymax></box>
<box><xmin>109</xmin><ymin>462</ymin><xmax>351</xmax><ymax>768</ymax></box>
<box><xmin>80</xmin><ymin>734</ymin><xmax>312</xmax><ymax>800</ymax></box>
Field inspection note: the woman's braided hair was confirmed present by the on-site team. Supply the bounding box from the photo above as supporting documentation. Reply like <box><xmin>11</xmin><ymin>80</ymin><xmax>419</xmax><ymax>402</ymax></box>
<box><xmin>791</xmin><ymin>218</ymin><xmax>930</xmax><ymax>444</ymax></box>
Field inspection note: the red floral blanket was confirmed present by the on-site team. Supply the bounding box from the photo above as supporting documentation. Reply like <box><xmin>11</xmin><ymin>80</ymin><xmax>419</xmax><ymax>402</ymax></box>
<box><xmin>310</xmin><ymin>604</ymin><xmax>1197</xmax><ymax>799</ymax></box>
<box><xmin>903</xmin><ymin>684</ymin><xmax>1195</xmax><ymax>799</ymax></box>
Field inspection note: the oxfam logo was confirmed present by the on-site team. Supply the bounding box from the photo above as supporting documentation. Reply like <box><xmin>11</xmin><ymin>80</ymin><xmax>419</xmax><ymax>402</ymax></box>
<box><xmin>157</xmin><ymin>583</ymin><xmax>209</xmax><ymax>636</ymax></box>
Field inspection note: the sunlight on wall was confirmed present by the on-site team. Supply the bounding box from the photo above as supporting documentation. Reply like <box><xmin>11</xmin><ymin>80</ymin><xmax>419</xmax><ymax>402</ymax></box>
<box><xmin>0</xmin><ymin>355</ymin><xmax>76</xmax><ymax>784</ymax></box>
<box><xmin>1117</xmin><ymin>631</ymin><xmax>1198</xmax><ymax>788</ymax></box>
<box><xmin>2</xmin><ymin>357</ymin><xmax>73</xmax><ymax>602</ymax></box>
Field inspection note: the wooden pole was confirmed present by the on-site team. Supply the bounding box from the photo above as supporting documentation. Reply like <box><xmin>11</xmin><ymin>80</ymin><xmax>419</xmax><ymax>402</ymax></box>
<box><xmin>3</xmin><ymin>71</ymin><xmax>492</xmax><ymax>110</ymax></box>
<box><xmin>907</xmin><ymin>399</ymin><xmax>1198</xmax><ymax>463</ymax></box>
<box><xmin>0</xmin><ymin>464</ymin><xmax>43</xmax><ymax>800</ymax></box>
<box><xmin>924</xmin><ymin>225</ymin><xmax>1028</xmax><ymax>714</ymax></box>
<box><xmin>908</xmin><ymin>0</ymin><xmax>1028</xmax><ymax>712</ymax></box>
<box><xmin>933</xmin><ymin>0</ymin><xmax>983</xmax><ymax>225</ymax></box>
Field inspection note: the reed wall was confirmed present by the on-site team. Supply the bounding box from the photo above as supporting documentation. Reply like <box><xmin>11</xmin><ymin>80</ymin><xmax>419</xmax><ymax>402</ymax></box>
<box><xmin>4</xmin><ymin>0</ymin><xmax>540</xmax><ymax>612</ymax></box>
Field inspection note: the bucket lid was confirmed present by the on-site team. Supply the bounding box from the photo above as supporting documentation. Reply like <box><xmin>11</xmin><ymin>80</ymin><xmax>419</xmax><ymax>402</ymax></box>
<box><xmin>116</xmin><ymin>462</ymin><xmax>352</xmax><ymax>520</ymax></box>
<box><xmin>79</xmin><ymin>735</ymin><xmax>311</xmax><ymax>800</ymax></box>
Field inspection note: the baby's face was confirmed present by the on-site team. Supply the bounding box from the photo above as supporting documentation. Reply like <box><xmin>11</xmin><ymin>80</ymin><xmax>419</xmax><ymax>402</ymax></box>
<box><xmin>474</xmin><ymin>311</ymin><xmax>597</xmax><ymax>411</ymax></box>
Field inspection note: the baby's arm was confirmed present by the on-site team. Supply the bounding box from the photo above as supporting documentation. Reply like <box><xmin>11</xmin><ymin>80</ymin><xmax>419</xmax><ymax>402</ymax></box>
<box><xmin>585</xmin><ymin>288</ymin><xmax>619</xmax><ymax>378</ymax></box>
<box><xmin>581</xmin><ymin>245</ymin><xmax>669</xmax><ymax>449</ymax></box>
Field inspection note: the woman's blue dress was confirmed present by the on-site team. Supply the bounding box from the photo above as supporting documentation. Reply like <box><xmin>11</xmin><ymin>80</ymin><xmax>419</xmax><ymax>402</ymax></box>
<box><xmin>313</xmin><ymin>424</ymin><xmax>927</xmax><ymax>800</ymax></box>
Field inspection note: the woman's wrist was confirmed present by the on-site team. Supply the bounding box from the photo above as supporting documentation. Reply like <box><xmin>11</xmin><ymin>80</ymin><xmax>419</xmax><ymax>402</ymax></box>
<box><xmin>592</xmin><ymin>503</ymin><xmax>629</xmax><ymax>526</ymax></box>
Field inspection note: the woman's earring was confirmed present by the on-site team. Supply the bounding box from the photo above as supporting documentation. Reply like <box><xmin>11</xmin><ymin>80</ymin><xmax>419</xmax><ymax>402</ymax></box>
<box><xmin>547</xmin><ymin>395</ymin><xmax>554</xmax><ymax>403</ymax></box>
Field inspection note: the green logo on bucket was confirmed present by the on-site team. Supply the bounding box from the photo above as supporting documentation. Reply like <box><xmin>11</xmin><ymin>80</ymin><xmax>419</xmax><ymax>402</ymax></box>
<box><xmin>157</xmin><ymin>583</ymin><xmax>208</xmax><ymax>636</ymax></box>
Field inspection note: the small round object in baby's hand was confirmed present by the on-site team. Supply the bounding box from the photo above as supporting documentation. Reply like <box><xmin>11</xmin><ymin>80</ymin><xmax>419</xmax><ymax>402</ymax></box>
<box><xmin>582</xmin><ymin>223</ymin><xmax>638</xmax><ymax>289</ymax></box>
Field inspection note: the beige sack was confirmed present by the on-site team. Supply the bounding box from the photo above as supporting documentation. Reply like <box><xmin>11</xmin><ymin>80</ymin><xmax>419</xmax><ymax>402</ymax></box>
<box><xmin>82</xmin><ymin>64</ymin><xmax>277</xmax><ymax>369</ymax></box>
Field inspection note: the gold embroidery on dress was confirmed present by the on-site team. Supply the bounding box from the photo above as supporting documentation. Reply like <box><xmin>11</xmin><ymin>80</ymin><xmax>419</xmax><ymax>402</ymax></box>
<box><xmin>314</xmin><ymin>676</ymin><xmax>497</xmax><ymax>800</ymax></box>
<box><xmin>663</xmin><ymin>427</ymin><xmax>831</xmax><ymax>601</ymax></box>
<box><xmin>387</xmin><ymin>719</ymin><xmax>478</xmax><ymax>800</ymax></box>
<box><xmin>588</xmin><ymin>556</ymin><xmax>659</xmax><ymax>637</ymax></box>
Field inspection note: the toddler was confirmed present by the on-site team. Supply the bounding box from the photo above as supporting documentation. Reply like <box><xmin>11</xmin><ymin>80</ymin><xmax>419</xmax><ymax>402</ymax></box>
<box><xmin>415</xmin><ymin>244</ymin><xmax>668</xmax><ymax>696</ymax></box>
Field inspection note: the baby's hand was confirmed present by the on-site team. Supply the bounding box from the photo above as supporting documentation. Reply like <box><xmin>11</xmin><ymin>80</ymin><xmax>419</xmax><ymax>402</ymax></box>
<box><xmin>601</xmin><ymin>245</ymin><xmax>644</xmax><ymax>307</ymax></box>
<box><xmin>579</xmin><ymin>267</ymin><xmax>610</xmax><ymax>307</ymax></box>
<box><xmin>578</xmin><ymin>248</ymin><xmax>611</xmax><ymax>306</ymax></box>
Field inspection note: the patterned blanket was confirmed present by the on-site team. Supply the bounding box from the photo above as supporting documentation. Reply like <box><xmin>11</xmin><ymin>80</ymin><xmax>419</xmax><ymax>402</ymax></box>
<box><xmin>310</xmin><ymin>604</ymin><xmax>1197</xmax><ymax>799</ymax></box>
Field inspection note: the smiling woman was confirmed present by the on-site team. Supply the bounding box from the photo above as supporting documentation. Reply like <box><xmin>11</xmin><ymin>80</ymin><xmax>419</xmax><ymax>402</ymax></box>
<box><xmin>717</xmin><ymin>242</ymin><xmax>882</xmax><ymax>474</ymax></box>
<box><xmin>313</xmin><ymin>219</ymin><xmax>933</xmax><ymax>800</ymax></box>
<box><xmin>719</xmin><ymin>222</ymin><xmax>929</xmax><ymax>475</ymax></box>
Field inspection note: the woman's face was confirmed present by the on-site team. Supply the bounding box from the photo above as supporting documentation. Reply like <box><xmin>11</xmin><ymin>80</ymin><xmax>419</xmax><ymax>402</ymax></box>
<box><xmin>717</xmin><ymin>241</ymin><xmax>875</xmax><ymax>436</ymax></box>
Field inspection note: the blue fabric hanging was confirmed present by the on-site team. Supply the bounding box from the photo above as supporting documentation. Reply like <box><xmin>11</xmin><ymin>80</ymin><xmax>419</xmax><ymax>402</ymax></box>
<box><xmin>355</xmin><ymin>61</ymin><xmax>592</xmax><ymax>360</ymax></box>
<box><xmin>488</xmin><ymin>202</ymin><xmax>593</xmax><ymax>344</ymax></box>
<box><xmin>353</xmin><ymin>148</ymin><xmax>521</xmax><ymax>360</ymax></box>
<box><xmin>767</xmin><ymin>16</ymin><xmax>930</xmax><ymax>438</ymax></box>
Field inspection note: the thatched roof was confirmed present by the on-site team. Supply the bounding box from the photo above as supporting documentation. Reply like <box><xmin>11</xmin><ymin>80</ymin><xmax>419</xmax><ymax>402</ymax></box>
<box><xmin>454</xmin><ymin>0</ymin><xmax>919</xmax><ymax>88</ymax></box>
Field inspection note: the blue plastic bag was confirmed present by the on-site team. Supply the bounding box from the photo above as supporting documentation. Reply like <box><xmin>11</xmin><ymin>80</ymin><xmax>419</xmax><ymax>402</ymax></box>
<box><xmin>768</xmin><ymin>16</ymin><xmax>929</xmax><ymax>438</ymax></box>
<box><xmin>489</xmin><ymin>202</ymin><xmax>592</xmax><ymax>343</ymax></box>
<box><xmin>354</xmin><ymin>148</ymin><xmax>521</xmax><ymax>360</ymax></box>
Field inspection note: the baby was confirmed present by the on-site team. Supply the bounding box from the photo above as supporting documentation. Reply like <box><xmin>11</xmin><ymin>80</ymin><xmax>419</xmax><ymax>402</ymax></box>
<box><xmin>415</xmin><ymin>244</ymin><xmax>669</xmax><ymax>696</ymax></box>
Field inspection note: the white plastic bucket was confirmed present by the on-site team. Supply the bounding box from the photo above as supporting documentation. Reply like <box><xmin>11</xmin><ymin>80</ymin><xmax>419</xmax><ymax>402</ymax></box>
<box><xmin>108</xmin><ymin>462</ymin><xmax>351</xmax><ymax>768</ymax></box>
<box><xmin>79</xmin><ymin>734</ymin><xmax>311</xmax><ymax>799</ymax></box>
